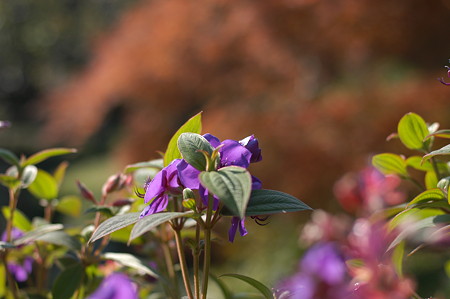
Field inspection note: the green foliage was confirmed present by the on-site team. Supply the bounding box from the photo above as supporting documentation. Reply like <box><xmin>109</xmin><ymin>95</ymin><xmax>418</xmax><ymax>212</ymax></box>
<box><xmin>102</xmin><ymin>252</ymin><xmax>158</xmax><ymax>277</ymax></box>
<box><xmin>89</xmin><ymin>212</ymin><xmax>140</xmax><ymax>243</ymax></box>
<box><xmin>28</xmin><ymin>169</ymin><xmax>59</xmax><ymax>200</ymax></box>
<box><xmin>245</xmin><ymin>189</ymin><xmax>312</xmax><ymax>216</ymax></box>
<box><xmin>22</xmin><ymin>148</ymin><xmax>77</xmax><ymax>166</ymax></box>
<box><xmin>51</xmin><ymin>263</ymin><xmax>84</xmax><ymax>299</ymax></box>
<box><xmin>372</xmin><ymin>153</ymin><xmax>408</xmax><ymax>177</ymax></box>
<box><xmin>1</xmin><ymin>207</ymin><xmax>32</xmax><ymax>232</ymax></box>
<box><xmin>199</xmin><ymin>166</ymin><xmax>252</xmax><ymax>219</ymax></box>
<box><xmin>164</xmin><ymin>112</ymin><xmax>202</xmax><ymax>166</ymax></box>
<box><xmin>178</xmin><ymin>132</ymin><xmax>215</xmax><ymax>171</ymax></box>
<box><xmin>219</xmin><ymin>274</ymin><xmax>274</xmax><ymax>299</ymax></box>
<box><xmin>397</xmin><ymin>112</ymin><xmax>430</xmax><ymax>151</ymax></box>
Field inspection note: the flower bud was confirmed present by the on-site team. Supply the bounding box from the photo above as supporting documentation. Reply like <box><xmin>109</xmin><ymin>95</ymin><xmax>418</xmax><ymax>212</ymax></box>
<box><xmin>76</xmin><ymin>180</ymin><xmax>96</xmax><ymax>203</ymax></box>
<box><xmin>437</xmin><ymin>176</ymin><xmax>450</xmax><ymax>195</ymax></box>
<box><xmin>102</xmin><ymin>173</ymin><xmax>127</xmax><ymax>197</ymax></box>
<box><xmin>183</xmin><ymin>188</ymin><xmax>195</xmax><ymax>201</ymax></box>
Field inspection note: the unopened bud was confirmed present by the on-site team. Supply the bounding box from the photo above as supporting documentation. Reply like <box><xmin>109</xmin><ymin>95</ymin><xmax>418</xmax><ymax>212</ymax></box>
<box><xmin>111</xmin><ymin>198</ymin><xmax>134</xmax><ymax>207</ymax></box>
<box><xmin>438</xmin><ymin>177</ymin><xmax>450</xmax><ymax>195</ymax></box>
<box><xmin>183</xmin><ymin>188</ymin><xmax>195</xmax><ymax>201</ymax></box>
<box><xmin>182</xmin><ymin>199</ymin><xmax>196</xmax><ymax>210</ymax></box>
<box><xmin>76</xmin><ymin>180</ymin><xmax>96</xmax><ymax>203</ymax></box>
<box><xmin>102</xmin><ymin>173</ymin><xmax>127</xmax><ymax>197</ymax></box>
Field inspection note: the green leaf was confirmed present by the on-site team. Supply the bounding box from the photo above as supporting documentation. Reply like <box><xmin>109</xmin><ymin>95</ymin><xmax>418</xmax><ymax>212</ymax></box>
<box><xmin>0</xmin><ymin>242</ymin><xmax>15</xmax><ymax>249</ymax></box>
<box><xmin>423</xmin><ymin>144</ymin><xmax>450</xmax><ymax>162</ymax></box>
<box><xmin>23</xmin><ymin>148</ymin><xmax>77</xmax><ymax>166</ymax></box>
<box><xmin>397</xmin><ymin>112</ymin><xmax>429</xmax><ymax>150</ymax></box>
<box><xmin>51</xmin><ymin>262</ymin><xmax>83</xmax><ymax>299</ymax></box>
<box><xmin>406</xmin><ymin>156</ymin><xmax>433</xmax><ymax>172</ymax></box>
<box><xmin>1</xmin><ymin>207</ymin><xmax>32</xmax><ymax>232</ymax></box>
<box><xmin>56</xmin><ymin>196</ymin><xmax>82</xmax><ymax>217</ymax></box>
<box><xmin>123</xmin><ymin>159</ymin><xmax>163</xmax><ymax>174</ymax></box>
<box><xmin>177</xmin><ymin>133</ymin><xmax>214</xmax><ymax>171</ymax></box>
<box><xmin>84</xmin><ymin>206</ymin><xmax>116</xmax><ymax>217</ymax></box>
<box><xmin>244</xmin><ymin>189</ymin><xmax>312</xmax><ymax>216</ymax></box>
<box><xmin>27</xmin><ymin>169</ymin><xmax>58</xmax><ymax>200</ymax></box>
<box><xmin>392</xmin><ymin>241</ymin><xmax>405</xmax><ymax>277</ymax></box>
<box><xmin>219</xmin><ymin>274</ymin><xmax>273</xmax><ymax>299</ymax></box>
<box><xmin>129</xmin><ymin>212</ymin><xmax>193</xmax><ymax>243</ymax></box>
<box><xmin>372</xmin><ymin>153</ymin><xmax>408</xmax><ymax>177</ymax></box>
<box><xmin>209</xmin><ymin>273</ymin><xmax>233</xmax><ymax>299</ymax></box>
<box><xmin>103</xmin><ymin>252</ymin><xmax>158</xmax><ymax>277</ymax></box>
<box><xmin>388</xmin><ymin>208</ymin><xmax>444</xmax><ymax>232</ymax></box>
<box><xmin>0</xmin><ymin>149</ymin><xmax>19</xmax><ymax>166</ymax></box>
<box><xmin>53</xmin><ymin>161</ymin><xmax>69</xmax><ymax>188</ymax></box>
<box><xmin>0</xmin><ymin>175</ymin><xmax>20</xmax><ymax>189</ymax></box>
<box><xmin>20</xmin><ymin>165</ymin><xmax>38</xmax><ymax>188</ymax></box>
<box><xmin>89</xmin><ymin>212</ymin><xmax>140</xmax><ymax>243</ymax></box>
<box><xmin>425</xmin><ymin>129</ymin><xmax>450</xmax><ymax>140</ymax></box>
<box><xmin>199</xmin><ymin>166</ymin><xmax>252</xmax><ymax>219</ymax></box>
<box><xmin>164</xmin><ymin>112</ymin><xmax>202</xmax><ymax>166</ymax></box>
<box><xmin>425</xmin><ymin>171</ymin><xmax>438</xmax><ymax>189</ymax></box>
<box><xmin>407</xmin><ymin>189</ymin><xmax>445</xmax><ymax>207</ymax></box>
<box><xmin>14</xmin><ymin>224</ymin><xmax>64</xmax><ymax>246</ymax></box>
<box><xmin>35</xmin><ymin>230</ymin><xmax>81</xmax><ymax>250</ymax></box>
<box><xmin>0</xmin><ymin>264</ymin><xmax>5</xmax><ymax>297</ymax></box>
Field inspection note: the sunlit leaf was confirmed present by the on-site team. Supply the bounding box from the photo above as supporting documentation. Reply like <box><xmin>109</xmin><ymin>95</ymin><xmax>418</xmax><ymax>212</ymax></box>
<box><xmin>89</xmin><ymin>212</ymin><xmax>140</xmax><ymax>243</ymax></box>
<box><xmin>220</xmin><ymin>273</ymin><xmax>273</xmax><ymax>299</ymax></box>
<box><xmin>56</xmin><ymin>196</ymin><xmax>82</xmax><ymax>217</ymax></box>
<box><xmin>397</xmin><ymin>112</ymin><xmax>429</xmax><ymax>150</ymax></box>
<box><xmin>372</xmin><ymin>153</ymin><xmax>408</xmax><ymax>177</ymax></box>
<box><xmin>22</xmin><ymin>148</ymin><xmax>77</xmax><ymax>166</ymax></box>
<box><xmin>407</xmin><ymin>189</ymin><xmax>445</xmax><ymax>207</ymax></box>
<box><xmin>123</xmin><ymin>159</ymin><xmax>163</xmax><ymax>174</ymax></box>
<box><xmin>178</xmin><ymin>133</ymin><xmax>214</xmax><ymax>171</ymax></box>
<box><xmin>0</xmin><ymin>174</ymin><xmax>20</xmax><ymax>189</ymax></box>
<box><xmin>406</xmin><ymin>156</ymin><xmax>433</xmax><ymax>172</ymax></box>
<box><xmin>1</xmin><ymin>207</ymin><xmax>32</xmax><ymax>232</ymax></box>
<box><xmin>51</xmin><ymin>262</ymin><xmax>83</xmax><ymax>299</ymax></box>
<box><xmin>392</xmin><ymin>241</ymin><xmax>405</xmax><ymax>277</ymax></box>
<box><xmin>423</xmin><ymin>144</ymin><xmax>450</xmax><ymax>162</ymax></box>
<box><xmin>425</xmin><ymin>171</ymin><xmax>438</xmax><ymax>189</ymax></box>
<box><xmin>164</xmin><ymin>112</ymin><xmax>202</xmax><ymax>166</ymax></box>
<box><xmin>28</xmin><ymin>169</ymin><xmax>58</xmax><ymax>200</ymax></box>
<box><xmin>129</xmin><ymin>212</ymin><xmax>193</xmax><ymax>242</ymax></box>
<box><xmin>425</xmin><ymin>129</ymin><xmax>450</xmax><ymax>140</ymax></box>
<box><xmin>103</xmin><ymin>252</ymin><xmax>158</xmax><ymax>277</ymax></box>
<box><xmin>0</xmin><ymin>264</ymin><xmax>5</xmax><ymax>297</ymax></box>
<box><xmin>199</xmin><ymin>166</ymin><xmax>252</xmax><ymax>219</ymax></box>
<box><xmin>53</xmin><ymin>161</ymin><xmax>69</xmax><ymax>188</ymax></box>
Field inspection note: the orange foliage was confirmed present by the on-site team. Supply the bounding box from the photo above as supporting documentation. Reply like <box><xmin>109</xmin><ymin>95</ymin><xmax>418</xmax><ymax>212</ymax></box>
<box><xmin>40</xmin><ymin>0</ymin><xmax>450</xmax><ymax>204</ymax></box>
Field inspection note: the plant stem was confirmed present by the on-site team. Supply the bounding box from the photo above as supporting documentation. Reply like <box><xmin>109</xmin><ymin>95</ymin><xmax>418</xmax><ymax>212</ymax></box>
<box><xmin>201</xmin><ymin>195</ymin><xmax>214</xmax><ymax>299</ymax></box>
<box><xmin>193</xmin><ymin>223</ymin><xmax>201</xmax><ymax>299</ymax></box>
<box><xmin>173</xmin><ymin>228</ymin><xmax>194</xmax><ymax>299</ymax></box>
<box><xmin>430</xmin><ymin>157</ymin><xmax>442</xmax><ymax>180</ymax></box>
<box><xmin>160</xmin><ymin>224</ymin><xmax>179</xmax><ymax>299</ymax></box>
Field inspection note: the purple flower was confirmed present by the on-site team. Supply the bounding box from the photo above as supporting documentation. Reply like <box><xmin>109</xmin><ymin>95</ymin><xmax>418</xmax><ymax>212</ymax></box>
<box><xmin>87</xmin><ymin>273</ymin><xmax>138</xmax><ymax>299</ymax></box>
<box><xmin>140</xmin><ymin>159</ymin><xmax>183</xmax><ymax>217</ymax></box>
<box><xmin>1</xmin><ymin>227</ymin><xmax>24</xmax><ymax>242</ymax></box>
<box><xmin>280</xmin><ymin>243</ymin><xmax>352</xmax><ymax>299</ymax></box>
<box><xmin>438</xmin><ymin>65</ymin><xmax>450</xmax><ymax>85</ymax></box>
<box><xmin>7</xmin><ymin>257</ymin><xmax>33</xmax><ymax>282</ymax></box>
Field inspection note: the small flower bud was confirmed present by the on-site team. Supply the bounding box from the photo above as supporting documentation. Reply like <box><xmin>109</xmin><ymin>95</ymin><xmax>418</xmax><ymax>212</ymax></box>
<box><xmin>183</xmin><ymin>188</ymin><xmax>195</xmax><ymax>201</ymax></box>
<box><xmin>438</xmin><ymin>176</ymin><xmax>450</xmax><ymax>195</ymax></box>
<box><xmin>102</xmin><ymin>173</ymin><xmax>127</xmax><ymax>197</ymax></box>
<box><xmin>182</xmin><ymin>199</ymin><xmax>196</xmax><ymax>210</ymax></box>
<box><xmin>111</xmin><ymin>198</ymin><xmax>134</xmax><ymax>207</ymax></box>
<box><xmin>76</xmin><ymin>180</ymin><xmax>96</xmax><ymax>203</ymax></box>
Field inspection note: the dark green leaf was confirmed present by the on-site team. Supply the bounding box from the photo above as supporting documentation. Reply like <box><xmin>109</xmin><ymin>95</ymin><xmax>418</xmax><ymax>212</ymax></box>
<box><xmin>244</xmin><ymin>189</ymin><xmax>312</xmax><ymax>216</ymax></box>
<box><xmin>372</xmin><ymin>153</ymin><xmax>408</xmax><ymax>177</ymax></box>
<box><xmin>209</xmin><ymin>273</ymin><xmax>233</xmax><ymax>299</ymax></box>
<box><xmin>1</xmin><ymin>207</ymin><xmax>32</xmax><ymax>232</ymax></box>
<box><xmin>14</xmin><ymin>224</ymin><xmax>64</xmax><ymax>246</ymax></box>
<box><xmin>0</xmin><ymin>149</ymin><xmax>19</xmax><ymax>166</ymax></box>
<box><xmin>0</xmin><ymin>242</ymin><xmax>15</xmax><ymax>249</ymax></box>
<box><xmin>35</xmin><ymin>230</ymin><xmax>81</xmax><ymax>250</ymax></box>
<box><xmin>423</xmin><ymin>144</ymin><xmax>450</xmax><ymax>162</ymax></box>
<box><xmin>23</xmin><ymin>148</ymin><xmax>77</xmax><ymax>166</ymax></box>
<box><xmin>129</xmin><ymin>211</ymin><xmax>193</xmax><ymax>242</ymax></box>
<box><xmin>199</xmin><ymin>166</ymin><xmax>252</xmax><ymax>219</ymax></box>
<box><xmin>51</xmin><ymin>263</ymin><xmax>83</xmax><ymax>299</ymax></box>
<box><xmin>164</xmin><ymin>112</ymin><xmax>202</xmax><ymax>166</ymax></box>
<box><xmin>177</xmin><ymin>133</ymin><xmax>214</xmax><ymax>171</ymax></box>
<box><xmin>84</xmin><ymin>206</ymin><xmax>116</xmax><ymax>217</ymax></box>
<box><xmin>89</xmin><ymin>212</ymin><xmax>140</xmax><ymax>243</ymax></box>
<box><xmin>407</xmin><ymin>189</ymin><xmax>445</xmax><ymax>207</ymax></box>
<box><xmin>397</xmin><ymin>112</ymin><xmax>429</xmax><ymax>150</ymax></box>
<box><xmin>103</xmin><ymin>252</ymin><xmax>158</xmax><ymax>277</ymax></box>
<box><xmin>27</xmin><ymin>169</ymin><xmax>58</xmax><ymax>200</ymax></box>
<box><xmin>123</xmin><ymin>159</ymin><xmax>163</xmax><ymax>174</ymax></box>
<box><xmin>220</xmin><ymin>274</ymin><xmax>273</xmax><ymax>299</ymax></box>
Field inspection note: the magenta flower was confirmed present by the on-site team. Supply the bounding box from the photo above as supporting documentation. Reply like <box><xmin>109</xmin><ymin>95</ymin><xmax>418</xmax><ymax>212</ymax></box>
<box><xmin>140</xmin><ymin>159</ymin><xmax>183</xmax><ymax>217</ymax></box>
<box><xmin>87</xmin><ymin>273</ymin><xmax>138</xmax><ymax>299</ymax></box>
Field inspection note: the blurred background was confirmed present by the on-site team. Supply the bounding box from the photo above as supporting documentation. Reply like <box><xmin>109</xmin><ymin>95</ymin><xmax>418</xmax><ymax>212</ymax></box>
<box><xmin>1</xmin><ymin>0</ymin><xmax>450</xmax><ymax>294</ymax></box>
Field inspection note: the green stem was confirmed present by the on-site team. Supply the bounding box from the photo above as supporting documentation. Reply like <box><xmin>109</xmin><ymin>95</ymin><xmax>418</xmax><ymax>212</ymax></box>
<box><xmin>201</xmin><ymin>195</ymin><xmax>214</xmax><ymax>299</ymax></box>
<box><xmin>430</xmin><ymin>157</ymin><xmax>442</xmax><ymax>180</ymax></box>
<box><xmin>173</xmin><ymin>227</ymin><xmax>194</xmax><ymax>299</ymax></box>
<box><xmin>193</xmin><ymin>222</ymin><xmax>201</xmax><ymax>299</ymax></box>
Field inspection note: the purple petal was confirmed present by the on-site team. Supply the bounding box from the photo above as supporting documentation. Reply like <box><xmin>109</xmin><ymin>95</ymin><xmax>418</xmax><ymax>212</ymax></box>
<box><xmin>252</xmin><ymin>176</ymin><xmax>262</xmax><ymax>190</ymax></box>
<box><xmin>199</xmin><ymin>185</ymin><xmax>219</xmax><ymax>210</ymax></box>
<box><xmin>301</xmin><ymin>243</ymin><xmax>345</xmax><ymax>285</ymax></box>
<box><xmin>165</xmin><ymin>159</ymin><xmax>182</xmax><ymax>191</ymax></box>
<box><xmin>219</xmin><ymin>140</ymin><xmax>251</xmax><ymax>168</ymax></box>
<box><xmin>177</xmin><ymin>160</ymin><xmax>200</xmax><ymax>189</ymax></box>
<box><xmin>203</xmin><ymin>133</ymin><xmax>221</xmax><ymax>148</ymax></box>
<box><xmin>8</xmin><ymin>263</ymin><xmax>28</xmax><ymax>282</ymax></box>
<box><xmin>240</xmin><ymin>135</ymin><xmax>262</xmax><ymax>163</ymax></box>
<box><xmin>228</xmin><ymin>217</ymin><xmax>248</xmax><ymax>242</ymax></box>
<box><xmin>144</xmin><ymin>169</ymin><xmax>166</xmax><ymax>204</ymax></box>
<box><xmin>87</xmin><ymin>273</ymin><xmax>138</xmax><ymax>299</ymax></box>
<box><xmin>140</xmin><ymin>194</ymin><xmax>169</xmax><ymax>217</ymax></box>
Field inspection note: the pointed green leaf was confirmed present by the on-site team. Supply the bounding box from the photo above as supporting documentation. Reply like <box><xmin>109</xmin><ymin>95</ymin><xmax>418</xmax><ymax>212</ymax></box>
<box><xmin>164</xmin><ymin>112</ymin><xmax>202</xmax><ymax>166</ymax></box>
<box><xmin>199</xmin><ymin>166</ymin><xmax>252</xmax><ymax>219</ymax></box>
<box><xmin>397</xmin><ymin>112</ymin><xmax>429</xmax><ymax>150</ymax></box>
<box><xmin>129</xmin><ymin>211</ymin><xmax>193</xmax><ymax>242</ymax></box>
<box><xmin>23</xmin><ymin>148</ymin><xmax>77</xmax><ymax>167</ymax></box>
<box><xmin>425</xmin><ymin>171</ymin><xmax>438</xmax><ymax>189</ymax></box>
<box><xmin>209</xmin><ymin>273</ymin><xmax>233</xmax><ymax>299</ymax></box>
<box><xmin>35</xmin><ymin>230</ymin><xmax>81</xmax><ymax>250</ymax></box>
<box><xmin>103</xmin><ymin>252</ymin><xmax>158</xmax><ymax>277</ymax></box>
<box><xmin>56</xmin><ymin>196</ymin><xmax>82</xmax><ymax>217</ymax></box>
<box><xmin>407</xmin><ymin>189</ymin><xmax>445</xmax><ymax>207</ymax></box>
<box><xmin>392</xmin><ymin>241</ymin><xmax>405</xmax><ymax>277</ymax></box>
<box><xmin>178</xmin><ymin>133</ymin><xmax>214</xmax><ymax>171</ymax></box>
<box><xmin>0</xmin><ymin>149</ymin><xmax>19</xmax><ymax>166</ymax></box>
<box><xmin>406</xmin><ymin>156</ymin><xmax>433</xmax><ymax>172</ymax></box>
<box><xmin>425</xmin><ymin>129</ymin><xmax>450</xmax><ymax>140</ymax></box>
<box><xmin>372</xmin><ymin>153</ymin><xmax>408</xmax><ymax>177</ymax></box>
<box><xmin>423</xmin><ymin>144</ymin><xmax>450</xmax><ymax>162</ymax></box>
<box><xmin>244</xmin><ymin>189</ymin><xmax>312</xmax><ymax>216</ymax></box>
<box><xmin>89</xmin><ymin>212</ymin><xmax>140</xmax><ymax>243</ymax></box>
<box><xmin>220</xmin><ymin>274</ymin><xmax>273</xmax><ymax>299</ymax></box>
<box><xmin>1</xmin><ymin>207</ymin><xmax>32</xmax><ymax>232</ymax></box>
<box><xmin>123</xmin><ymin>159</ymin><xmax>163</xmax><ymax>174</ymax></box>
<box><xmin>388</xmin><ymin>208</ymin><xmax>444</xmax><ymax>232</ymax></box>
<box><xmin>51</xmin><ymin>262</ymin><xmax>83</xmax><ymax>299</ymax></box>
<box><xmin>27</xmin><ymin>169</ymin><xmax>58</xmax><ymax>200</ymax></box>
<box><xmin>14</xmin><ymin>224</ymin><xmax>64</xmax><ymax>246</ymax></box>
<box><xmin>53</xmin><ymin>161</ymin><xmax>69</xmax><ymax>188</ymax></box>
<box><xmin>0</xmin><ymin>174</ymin><xmax>20</xmax><ymax>189</ymax></box>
